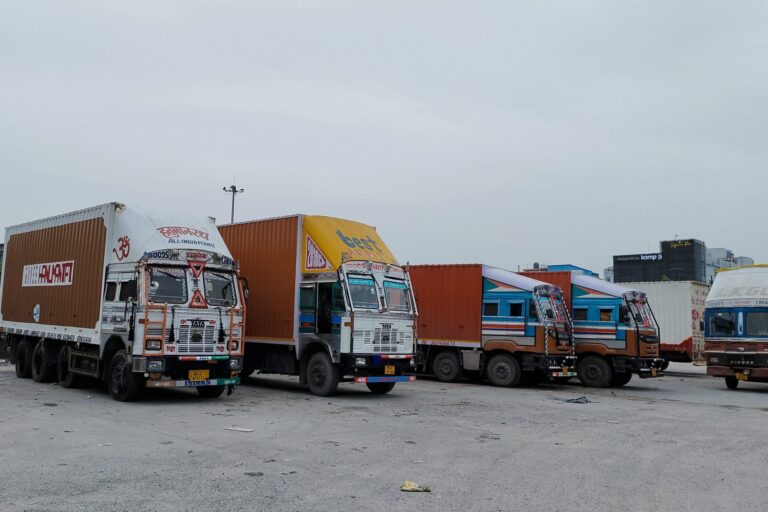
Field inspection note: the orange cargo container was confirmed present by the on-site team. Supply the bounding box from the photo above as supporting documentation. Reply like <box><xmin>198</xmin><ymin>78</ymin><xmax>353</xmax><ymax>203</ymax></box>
<box><xmin>519</xmin><ymin>271</ymin><xmax>573</xmax><ymax>311</ymax></box>
<box><xmin>409</xmin><ymin>263</ymin><xmax>576</xmax><ymax>387</ymax></box>
<box><xmin>218</xmin><ymin>215</ymin><xmax>299</xmax><ymax>342</ymax></box>
<box><xmin>409</xmin><ymin>264</ymin><xmax>483</xmax><ymax>345</ymax></box>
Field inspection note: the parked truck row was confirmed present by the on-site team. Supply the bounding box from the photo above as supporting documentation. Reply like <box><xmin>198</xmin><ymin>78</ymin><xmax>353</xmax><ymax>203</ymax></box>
<box><xmin>3</xmin><ymin>202</ymin><xmax>758</xmax><ymax>401</ymax></box>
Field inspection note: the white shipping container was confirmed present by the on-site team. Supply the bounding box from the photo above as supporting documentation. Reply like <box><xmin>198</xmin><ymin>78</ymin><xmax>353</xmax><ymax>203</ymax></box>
<box><xmin>616</xmin><ymin>281</ymin><xmax>710</xmax><ymax>363</ymax></box>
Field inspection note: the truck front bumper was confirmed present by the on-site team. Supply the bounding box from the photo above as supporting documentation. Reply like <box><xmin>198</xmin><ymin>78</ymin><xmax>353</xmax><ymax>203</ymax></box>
<box><xmin>707</xmin><ymin>366</ymin><xmax>768</xmax><ymax>382</ymax></box>
<box><xmin>134</xmin><ymin>355</ymin><xmax>242</xmax><ymax>387</ymax></box>
<box><xmin>346</xmin><ymin>354</ymin><xmax>417</xmax><ymax>382</ymax></box>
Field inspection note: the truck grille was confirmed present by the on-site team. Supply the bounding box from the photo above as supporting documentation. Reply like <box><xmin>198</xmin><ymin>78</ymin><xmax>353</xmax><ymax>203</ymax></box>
<box><xmin>177</xmin><ymin>322</ymin><xmax>217</xmax><ymax>354</ymax></box>
<box><xmin>354</xmin><ymin>324</ymin><xmax>407</xmax><ymax>353</ymax></box>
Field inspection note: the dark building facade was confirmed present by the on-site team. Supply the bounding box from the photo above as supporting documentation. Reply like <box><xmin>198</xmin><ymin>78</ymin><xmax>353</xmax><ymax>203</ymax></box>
<box><xmin>613</xmin><ymin>239</ymin><xmax>706</xmax><ymax>283</ymax></box>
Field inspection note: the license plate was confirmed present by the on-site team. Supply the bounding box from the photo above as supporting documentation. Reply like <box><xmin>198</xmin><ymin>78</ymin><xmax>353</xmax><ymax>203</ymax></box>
<box><xmin>384</xmin><ymin>365</ymin><xmax>395</xmax><ymax>375</ymax></box>
<box><xmin>652</xmin><ymin>368</ymin><xmax>657</xmax><ymax>377</ymax></box>
<box><xmin>189</xmin><ymin>369</ymin><xmax>210</xmax><ymax>382</ymax></box>
<box><xmin>736</xmin><ymin>372</ymin><xmax>748</xmax><ymax>381</ymax></box>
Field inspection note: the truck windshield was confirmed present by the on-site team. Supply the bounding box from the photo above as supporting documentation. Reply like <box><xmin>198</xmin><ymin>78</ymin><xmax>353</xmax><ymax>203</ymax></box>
<box><xmin>347</xmin><ymin>277</ymin><xmax>379</xmax><ymax>309</ymax></box>
<box><xmin>710</xmin><ymin>310</ymin><xmax>736</xmax><ymax>336</ymax></box>
<box><xmin>204</xmin><ymin>271</ymin><xmax>237</xmax><ymax>307</ymax></box>
<box><xmin>148</xmin><ymin>267</ymin><xmax>187</xmax><ymax>304</ymax></box>
<box><xmin>383</xmin><ymin>280</ymin><xmax>410</xmax><ymax>312</ymax></box>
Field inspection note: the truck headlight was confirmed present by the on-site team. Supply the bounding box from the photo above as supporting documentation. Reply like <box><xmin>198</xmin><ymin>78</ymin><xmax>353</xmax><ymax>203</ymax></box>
<box><xmin>147</xmin><ymin>359</ymin><xmax>165</xmax><ymax>371</ymax></box>
<box><xmin>229</xmin><ymin>358</ymin><xmax>242</xmax><ymax>370</ymax></box>
<box><xmin>146</xmin><ymin>340</ymin><xmax>162</xmax><ymax>350</ymax></box>
<box><xmin>355</xmin><ymin>357</ymin><xmax>366</xmax><ymax>366</ymax></box>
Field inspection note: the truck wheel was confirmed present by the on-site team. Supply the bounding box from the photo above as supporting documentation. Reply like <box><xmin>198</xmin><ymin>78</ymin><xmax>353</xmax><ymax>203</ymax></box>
<box><xmin>31</xmin><ymin>341</ymin><xmax>57</xmax><ymax>383</ymax></box>
<box><xmin>610</xmin><ymin>371</ymin><xmax>633</xmax><ymax>387</ymax></box>
<box><xmin>577</xmin><ymin>356</ymin><xmax>612</xmax><ymax>388</ymax></box>
<box><xmin>432</xmin><ymin>351</ymin><xmax>462</xmax><ymax>382</ymax></box>
<box><xmin>661</xmin><ymin>359</ymin><xmax>670</xmax><ymax>371</ymax></box>
<box><xmin>366</xmin><ymin>382</ymin><xmax>396</xmax><ymax>394</ymax></box>
<box><xmin>486</xmin><ymin>354</ymin><xmax>521</xmax><ymax>387</ymax></box>
<box><xmin>57</xmin><ymin>345</ymin><xmax>82</xmax><ymax>388</ymax></box>
<box><xmin>15</xmin><ymin>341</ymin><xmax>33</xmax><ymax>379</ymax></box>
<box><xmin>725</xmin><ymin>376</ymin><xmax>739</xmax><ymax>390</ymax></box>
<box><xmin>306</xmin><ymin>352</ymin><xmax>339</xmax><ymax>396</ymax></box>
<box><xmin>197</xmin><ymin>385</ymin><xmax>226</xmax><ymax>398</ymax></box>
<box><xmin>108</xmin><ymin>350</ymin><xmax>144</xmax><ymax>402</ymax></box>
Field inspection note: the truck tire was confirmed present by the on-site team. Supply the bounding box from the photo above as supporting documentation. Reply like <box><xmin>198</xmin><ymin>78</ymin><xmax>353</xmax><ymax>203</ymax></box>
<box><xmin>577</xmin><ymin>355</ymin><xmax>612</xmax><ymax>388</ymax></box>
<box><xmin>486</xmin><ymin>354</ymin><xmax>521</xmax><ymax>387</ymax></box>
<box><xmin>57</xmin><ymin>345</ymin><xmax>82</xmax><ymax>389</ymax></box>
<box><xmin>15</xmin><ymin>341</ymin><xmax>33</xmax><ymax>379</ymax></box>
<box><xmin>432</xmin><ymin>351</ymin><xmax>462</xmax><ymax>382</ymax></box>
<box><xmin>108</xmin><ymin>350</ymin><xmax>144</xmax><ymax>402</ymax></box>
<box><xmin>31</xmin><ymin>341</ymin><xmax>57</xmax><ymax>383</ymax></box>
<box><xmin>197</xmin><ymin>385</ymin><xmax>226</xmax><ymax>398</ymax></box>
<box><xmin>725</xmin><ymin>376</ymin><xmax>739</xmax><ymax>390</ymax></box>
<box><xmin>661</xmin><ymin>359</ymin><xmax>670</xmax><ymax>371</ymax></box>
<box><xmin>610</xmin><ymin>371</ymin><xmax>633</xmax><ymax>387</ymax></box>
<box><xmin>306</xmin><ymin>352</ymin><xmax>339</xmax><ymax>396</ymax></box>
<box><xmin>366</xmin><ymin>382</ymin><xmax>396</xmax><ymax>394</ymax></box>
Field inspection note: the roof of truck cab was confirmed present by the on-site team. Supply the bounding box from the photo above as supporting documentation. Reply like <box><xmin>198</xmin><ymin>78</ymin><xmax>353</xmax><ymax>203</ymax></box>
<box><xmin>482</xmin><ymin>265</ymin><xmax>551</xmax><ymax>292</ymax></box>
<box><xmin>571</xmin><ymin>274</ymin><xmax>633</xmax><ymax>298</ymax></box>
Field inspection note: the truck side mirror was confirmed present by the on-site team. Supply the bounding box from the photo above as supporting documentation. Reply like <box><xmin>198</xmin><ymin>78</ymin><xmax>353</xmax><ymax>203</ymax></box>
<box><xmin>239</xmin><ymin>277</ymin><xmax>250</xmax><ymax>303</ymax></box>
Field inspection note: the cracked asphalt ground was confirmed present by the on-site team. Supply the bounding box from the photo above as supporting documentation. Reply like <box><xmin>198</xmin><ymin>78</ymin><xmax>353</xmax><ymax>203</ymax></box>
<box><xmin>0</xmin><ymin>364</ymin><xmax>766</xmax><ymax>512</ymax></box>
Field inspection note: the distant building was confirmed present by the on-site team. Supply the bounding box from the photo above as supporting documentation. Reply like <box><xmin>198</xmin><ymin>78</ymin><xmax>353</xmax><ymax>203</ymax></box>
<box><xmin>706</xmin><ymin>248</ymin><xmax>754</xmax><ymax>283</ymax></box>
<box><xmin>612</xmin><ymin>239</ymin><xmax>753</xmax><ymax>284</ymax></box>
<box><xmin>604</xmin><ymin>266</ymin><xmax>614</xmax><ymax>282</ymax></box>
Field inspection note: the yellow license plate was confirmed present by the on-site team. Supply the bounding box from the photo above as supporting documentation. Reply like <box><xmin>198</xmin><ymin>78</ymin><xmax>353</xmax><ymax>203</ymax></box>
<box><xmin>384</xmin><ymin>365</ymin><xmax>395</xmax><ymax>375</ymax></box>
<box><xmin>189</xmin><ymin>369</ymin><xmax>210</xmax><ymax>382</ymax></box>
<box><xmin>736</xmin><ymin>372</ymin><xmax>748</xmax><ymax>381</ymax></box>
<box><xmin>652</xmin><ymin>368</ymin><xmax>657</xmax><ymax>377</ymax></box>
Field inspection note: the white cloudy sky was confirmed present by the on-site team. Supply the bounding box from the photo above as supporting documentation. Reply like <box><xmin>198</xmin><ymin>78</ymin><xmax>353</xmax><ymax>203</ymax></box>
<box><xmin>1</xmin><ymin>1</ymin><xmax>766</xmax><ymax>274</ymax></box>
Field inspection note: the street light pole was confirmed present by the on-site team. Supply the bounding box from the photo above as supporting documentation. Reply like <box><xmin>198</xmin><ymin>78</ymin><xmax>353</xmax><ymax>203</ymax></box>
<box><xmin>223</xmin><ymin>185</ymin><xmax>245</xmax><ymax>224</ymax></box>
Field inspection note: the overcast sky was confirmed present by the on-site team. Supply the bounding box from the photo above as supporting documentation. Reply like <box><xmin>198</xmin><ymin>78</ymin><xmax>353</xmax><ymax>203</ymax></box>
<box><xmin>1</xmin><ymin>1</ymin><xmax>766</xmax><ymax>275</ymax></box>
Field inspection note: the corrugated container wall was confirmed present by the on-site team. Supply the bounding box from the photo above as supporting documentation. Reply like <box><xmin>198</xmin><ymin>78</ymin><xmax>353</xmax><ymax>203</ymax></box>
<box><xmin>2</xmin><ymin>215</ymin><xmax>108</xmax><ymax>329</ymax></box>
<box><xmin>219</xmin><ymin>216</ymin><xmax>299</xmax><ymax>341</ymax></box>
<box><xmin>617</xmin><ymin>281</ymin><xmax>710</xmax><ymax>351</ymax></box>
<box><xmin>409</xmin><ymin>264</ymin><xmax>483</xmax><ymax>343</ymax></box>
<box><xmin>519</xmin><ymin>271</ymin><xmax>573</xmax><ymax>310</ymax></box>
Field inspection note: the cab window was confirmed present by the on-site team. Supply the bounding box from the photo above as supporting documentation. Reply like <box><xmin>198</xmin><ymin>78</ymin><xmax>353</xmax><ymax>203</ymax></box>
<box><xmin>710</xmin><ymin>311</ymin><xmax>736</xmax><ymax>336</ymax></box>
<box><xmin>104</xmin><ymin>282</ymin><xmax>117</xmax><ymax>301</ymax></box>
<box><xmin>572</xmin><ymin>308</ymin><xmax>588</xmax><ymax>321</ymax></box>
<box><xmin>746</xmin><ymin>312</ymin><xmax>768</xmax><ymax>337</ymax></box>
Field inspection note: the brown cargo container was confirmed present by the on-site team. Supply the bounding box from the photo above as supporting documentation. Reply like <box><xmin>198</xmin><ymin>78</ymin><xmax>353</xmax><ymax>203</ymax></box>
<box><xmin>409</xmin><ymin>264</ymin><xmax>483</xmax><ymax>344</ymax></box>
<box><xmin>519</xmin><ymin>271</ymin><xmax>573</xmax><ymax>311</ymax></box>
<box><xmin>218</xmin><ymin>216</ymin><xmax>300</xmax><ymax>341</ymax></box>
<box><xmin>2</xmin><ymin>217</ymin><xmax>107</xmax><ymax>330</ymax></box>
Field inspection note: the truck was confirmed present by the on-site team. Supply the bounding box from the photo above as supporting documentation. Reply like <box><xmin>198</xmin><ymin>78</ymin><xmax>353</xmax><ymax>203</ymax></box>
<box><xmin>0</xmin><ymin>203</ymin><xmax>245</xmax><ymax>401</ymax></box>
<box><xmin>218</xmin><ymin>215</ymin><xmax>417</xmax><ymax>396</ymax></box>
<box><xmin>616</xmin><ymin>281</ymin><xmax>709</xmax><ymax>367</ymax></box>
<box><xmin>704</xmin><ymin>265</ymin><xmax>768</xmax><ymax>389</ymax></box>
<box><xmin>408</xmin><ymin>264</ymin><xmax>576</xmax><ymax>387</ymax></box>
<box><xmin>522</xmin><ymin>271</ymin><xmax>664</xmax><ymax>387</ymax></box>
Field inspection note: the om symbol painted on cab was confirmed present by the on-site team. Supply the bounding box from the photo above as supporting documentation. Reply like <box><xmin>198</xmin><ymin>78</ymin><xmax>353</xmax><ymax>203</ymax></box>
<box><xmin>113</xmin><ymin>236</ymin><xmax>131</xmax><ymax>261</ymax></box>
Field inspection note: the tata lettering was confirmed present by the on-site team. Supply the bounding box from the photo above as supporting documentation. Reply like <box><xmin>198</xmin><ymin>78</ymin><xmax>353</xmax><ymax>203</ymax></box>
<box><xmin>22</xmin><ymin>260</ymin><xmax>75</xmax><ymax>287</ymax></box>
<box><xmin>336</xmin><ymin>230</ymin><xmax>382</xmax><ymax>253</ymax></box>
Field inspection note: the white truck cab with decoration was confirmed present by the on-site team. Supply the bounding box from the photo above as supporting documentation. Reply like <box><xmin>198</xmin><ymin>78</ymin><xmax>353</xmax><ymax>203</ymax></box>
<box><xmin>1</xmin><ymin>203</ymin><xmax>245</xmax><ymax>401</ymax></box>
